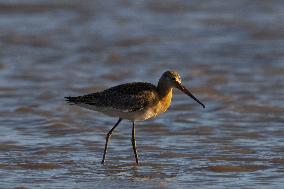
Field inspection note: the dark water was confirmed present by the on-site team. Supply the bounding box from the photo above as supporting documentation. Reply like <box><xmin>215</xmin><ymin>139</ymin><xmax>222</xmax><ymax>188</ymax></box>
<box><xmin>0</xmin><ymin>0</ymin><xmax>284</xmax><ymax>188</ymax></box>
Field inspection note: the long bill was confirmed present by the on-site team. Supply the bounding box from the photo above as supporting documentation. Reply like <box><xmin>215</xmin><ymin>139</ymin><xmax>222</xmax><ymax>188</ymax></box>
<box><xmin>177</xmin><ymin>83</ymin><xmax>205</xmax><ymax>108</ymax></box>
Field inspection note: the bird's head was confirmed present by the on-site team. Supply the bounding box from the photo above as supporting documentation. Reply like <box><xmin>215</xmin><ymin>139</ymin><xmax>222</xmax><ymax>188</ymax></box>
<box><xmin>160</xmin><ymin>71</ymin><xmax>205</xmax><ymax>108</ymax></box>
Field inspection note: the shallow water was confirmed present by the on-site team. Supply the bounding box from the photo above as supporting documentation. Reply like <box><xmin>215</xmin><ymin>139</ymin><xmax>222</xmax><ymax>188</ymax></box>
<box><xmin>0</xmin><ymin>0</ymin><xmax>284</xmax><ymax>188</ymax></box>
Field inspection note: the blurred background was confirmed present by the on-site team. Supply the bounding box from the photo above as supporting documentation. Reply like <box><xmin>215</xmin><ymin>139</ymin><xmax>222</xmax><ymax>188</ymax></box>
<box><xmin>0</xmin><ymin>0</ymin><xmax>283</xmax><ymax>188</ymax></box>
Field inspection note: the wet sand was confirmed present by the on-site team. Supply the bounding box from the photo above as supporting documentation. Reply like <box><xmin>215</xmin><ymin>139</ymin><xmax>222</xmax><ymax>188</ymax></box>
<box><xmin>0</xmin><ymin>0</ymin><xmax>284</xmax><ymax>188</ymax></box>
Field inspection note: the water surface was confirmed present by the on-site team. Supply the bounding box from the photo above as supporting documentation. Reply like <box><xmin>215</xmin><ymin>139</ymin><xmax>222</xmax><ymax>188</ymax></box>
<box><xmin>0</xmin><ymin>0</ymin><xmax>284</xmax><ymax>188</ymax></box>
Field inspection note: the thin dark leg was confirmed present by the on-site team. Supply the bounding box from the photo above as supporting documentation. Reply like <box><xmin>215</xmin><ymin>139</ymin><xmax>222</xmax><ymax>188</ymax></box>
<box><xmin>131</xmin><ymin>121</ymin><xmax>139</xmax><ymax>165</ymax></box>
<box><xmin>101</xmin><ymin>118</ymin><xmax>122</xmax><ymax>165</ymax></box>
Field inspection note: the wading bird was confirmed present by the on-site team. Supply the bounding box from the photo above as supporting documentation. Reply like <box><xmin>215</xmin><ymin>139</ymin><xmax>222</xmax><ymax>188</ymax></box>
<box><xmin>65</xmin><ymin>71</ymin><xmax>205</xmax><ymax>165</ymax></box>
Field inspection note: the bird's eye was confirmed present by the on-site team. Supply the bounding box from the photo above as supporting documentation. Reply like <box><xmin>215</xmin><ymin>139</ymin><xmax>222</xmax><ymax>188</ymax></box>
<box><xmin>171</xmin><ymin>77</ymin><xmax>176</xmax><ymax>81</ymax></box>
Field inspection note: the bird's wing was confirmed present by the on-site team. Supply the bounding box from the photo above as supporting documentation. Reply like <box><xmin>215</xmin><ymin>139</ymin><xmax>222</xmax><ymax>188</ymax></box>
<box><xmin>66</xmin><ymin>82</ymin><xmax>159</xmax><ymax>112</ymax></box>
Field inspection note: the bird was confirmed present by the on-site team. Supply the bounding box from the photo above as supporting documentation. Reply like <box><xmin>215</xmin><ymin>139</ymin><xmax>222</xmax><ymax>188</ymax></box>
<box><xmin>65</xmin><ymin>70</ymin><xmax>205</xmax><ymax>165</ymax></box>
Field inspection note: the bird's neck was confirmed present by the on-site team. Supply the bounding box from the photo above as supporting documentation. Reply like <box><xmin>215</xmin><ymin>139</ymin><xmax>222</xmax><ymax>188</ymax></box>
<box><xmin>157</xmin><ymin>80</ymin><xmax>173</xmax><ymax>114</ymax></box>
<box><xmin>157</xmin><ymin>80</ymin><xmax>173</xmax><ymax>99</ymax></box>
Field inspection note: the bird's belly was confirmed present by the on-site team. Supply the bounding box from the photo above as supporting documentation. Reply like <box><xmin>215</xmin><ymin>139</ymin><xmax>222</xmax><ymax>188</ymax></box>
<box><xmin>76</xmin><ymin>103</ymin><xmax>159</xmax><ymax>121</ymax></box>
<box><xmin>103</xmin><ymin>107</ymin><xmax>161</xmax><ymax>121</ymax></box>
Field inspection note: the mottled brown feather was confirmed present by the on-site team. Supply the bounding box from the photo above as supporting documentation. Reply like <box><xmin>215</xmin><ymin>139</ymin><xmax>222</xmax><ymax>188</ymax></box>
<box><xmin>65</xmin><ymin>82</ymin><xmax>160</xmax><ymax>112</ymax></box>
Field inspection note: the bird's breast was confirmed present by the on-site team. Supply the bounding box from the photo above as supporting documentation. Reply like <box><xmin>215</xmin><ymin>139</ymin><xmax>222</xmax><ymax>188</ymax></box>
<box><xmin>143</xmin><ymin>90</ymin><xmax>172</xmax><ymax>120</ymax></box>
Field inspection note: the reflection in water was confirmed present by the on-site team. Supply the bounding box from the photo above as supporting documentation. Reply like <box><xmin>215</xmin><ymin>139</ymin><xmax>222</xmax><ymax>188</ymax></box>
<box><xmin>0</xmin><ymin>0</ymin><xmax>284</xmax><ymax>188</ymax></box>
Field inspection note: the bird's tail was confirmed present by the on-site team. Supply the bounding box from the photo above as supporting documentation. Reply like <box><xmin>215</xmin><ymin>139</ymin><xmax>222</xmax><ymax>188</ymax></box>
<box><xmin>64</xmin><ymin>96</ymin><xmax>78</xmax><ymax>105</ymax></box>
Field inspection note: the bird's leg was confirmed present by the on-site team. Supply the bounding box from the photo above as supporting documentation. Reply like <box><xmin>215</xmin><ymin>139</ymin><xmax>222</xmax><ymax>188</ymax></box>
<box><xmin>101</xmin><ymin>118</ymin><xmax>122</xmax><ymax>165</ymax></box>
<box><xmin>131</xmin><ymin>121</ymin><xmax>139</xmax><ymax>165</ymax></box>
